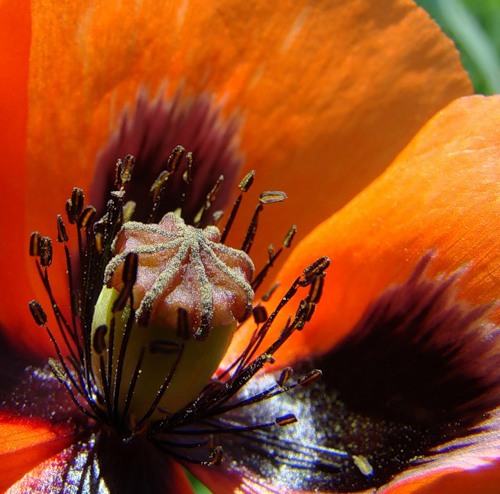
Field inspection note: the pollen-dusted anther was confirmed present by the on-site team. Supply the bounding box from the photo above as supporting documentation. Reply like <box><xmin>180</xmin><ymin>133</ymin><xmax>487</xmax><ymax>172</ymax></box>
<box><xmin>298</xmin><ymin>369</ymin><xmax>322</xmax><ymax>386</ymax></box>
<box><xmin>253</xmin><ymin>306</ymin><xmax>268</xmax><ymax>324</ymax></box>
<box><xmin>28</xmin><ymin>300</ymin><xmax>47</xmax><ymax>326</ymax></box>
<box><xmin>166</xmin><ymin>145</ymin><xmax>185</xmax><ymax>174</ymax></box>
<box><xmin>149</xmin><ymin>146</ymin><xmax>187</xmax><ymax>222</ymax></box>
<box><xmin>29</xmin><ymin>231</ymin><xmax>41</xmax><ymax>257</ymax></box>
<box><xmin>239</xmin><ymin>170</ymin><xmax>255</xmax><ymax>192</ymax></box>
<box><xmin>301</xmin><ymin>256</ymin><xmax>331</xmax><ymax>285</ymax></box>
<box><xmin>241</xmin><ymin>189</ymin><xmax>288</xmax><ymax>255</ymax></box>
<box><xmin>205</xmin><ymin>446</ymin><xmax>224</xmax><ymax>466</ymax></box>
<box><xmin>308</xmin><ymin>273</ymin><xmax>325</xmax><ymax>304</ymax></box>
<box><xmin>276</xmin><ymin>413</ymin><xmax>298</xmax><ymax>427</ymax></box>
<box><xmin>66</xmin><ymin>187</ymin><xmax>85</xmax><ymax>224</ymax></box>
<box><xmin>56</xmin><ymin>215</ymin><xmax>69</xmax><ymax>243</ymax></box>
<box><xmin>277</xmin><ymin>367</ymin><xmax>293</xmax><ymax>387</ymax></box>
<box><xmin>39</xmin><ymin>236</ymin><xmax>53</xmax><ymax>267</ymax></box>
<box><xmin>259</xmin><ymin>190</ymin><xmax>287</xmax><ymax>205</ymax></box>
<box><xmin>77</xmin><ymin>205</ymin><xmax>97</xmax><ymax>229</ymax></box>
<box><xmin>104</xmin><ymin>212</ymin><xmax>255</xmax><ymax>339</ymax></box>
<box><xmin>115</xmin><ymin>154</ymin><xmax>135</xmax><ymax>189</ymax></box>
<box><xmin>150</xmin><ymin>146</ymin><xmax>185</xmax><ymax>202</ymax></box>
<box><xmin>284</xmin><ymin>224</ymin><xmax>297</xmax><ymax>248</ymax></box>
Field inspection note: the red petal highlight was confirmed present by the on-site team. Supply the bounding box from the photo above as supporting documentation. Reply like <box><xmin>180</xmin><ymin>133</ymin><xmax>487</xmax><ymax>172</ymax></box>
<box><xmin>0</xmin><ymin>1</ymin><xmax>47</xmax><ymax>356</ymax></box>
<box><xmin>7</xmin><ymin>434</ymin><xmax>194</xmax><ymax>494</ymax></box>
<box><xmin>383</xmin><ymin>461</ymin><xmax>500</xmax><ymax>494</ymax></box>
<box><xmin>0</xmin><ymin>413</ymin><xmax>74</xmax><ymax>492</ymax></box>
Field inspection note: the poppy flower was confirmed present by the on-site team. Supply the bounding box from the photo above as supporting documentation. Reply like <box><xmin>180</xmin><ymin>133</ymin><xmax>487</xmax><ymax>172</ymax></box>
<box><xmin>1</xmin><ymin>0</ymin><xmax>499</xmax><ymax>493</ymax></box>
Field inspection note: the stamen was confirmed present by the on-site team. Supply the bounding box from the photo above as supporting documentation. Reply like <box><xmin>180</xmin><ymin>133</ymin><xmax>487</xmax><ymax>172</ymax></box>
<box><xmin>220</xmin><ymin>170</ymin><xmax>255</xmax><ymax>244</ymax></box>
<box><xmin>39</xmin><ymin>236</ymin><xmax>53</xmax><ymax>267</ymax></box>
<box><xmin>29</xmin><ymin>149</ymin><xmax>330</xmax><ymax>471</ymax></box>
<box><xmin>276</xmin><ymin>414</ymin><xmax>298</xmax><ymax>427</ymax></box>
<box><xmin>149</xmin><ymin>146</ymin><xmax>185</xmax><ymax>222</ymax></box>
<box><xmin>193</xmin><ymin>175</ymin><xmax>224</xmax><ymax>227</ymax></box>
<box><xmin>29</xmin><ymin>300</ymin><xmax>98</xmax><ymax>419</ymax></box>
<box><xmin>56</xmin><ymin>215</ymin><xmax>69</xmax><ymax>242</ymax></box>
<box><xmin>259</xmin><ymin>191</ymin><xmax>288</xmax><ymax>204</ymax></box>
<box><xmin>66</xmin><ymin>187</ymin><xmax>85</xmax><ymax>224</ymax></box>
<box><xmin>353</xmin><ymin>455</ymin><xmax>374</xmax><ymax>477</ymax></box>
<box><xmin>47</xmin><ymin>358</ymin><xmax>97</xmax><ymax>420</ymax></box>
<box><xmin>115</xmin><ymin>154</ymin><xmax>135</xmax><ymax>189</ymax></box>
<box><xmin>262</xmin><ymin>282</ymin><xmax>280</xmax><ymax>302</ymax></box>
<box><xmin>28</xmin><ymin>299</ymin><xmax>47</xmax><ymax>326</ymax></box>
<box><xmin>277</xmin><ymin>367</ymin><xmax>293</xmax><ymax>387</ymax></box>
<box><xmin>251</xmin><ymin>224</ymin><xmax>297</xmax><ymax>292</ymax></box>
<box><xmin>252</xmin><ymin>306</ymin><xmax>268</xmax><ymax>324</ymax></box>
<box><xmin>29</xmin><ymin>231</ymin><xmax>41</xmax><ymax>256</ymax></box>
<box><xmin>203</xmin><ymin>446</ymin><xmax>224</xmax><ymax>466</ymax></box>
<box><xmin>241</xmin><ymin>190</ymin><xmax>289</xmax><ymax>258</ymax></box>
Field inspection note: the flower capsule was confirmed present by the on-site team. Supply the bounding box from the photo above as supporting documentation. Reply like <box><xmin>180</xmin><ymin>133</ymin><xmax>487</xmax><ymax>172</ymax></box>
<box><xmin>91</xmin><ymin>213</ymin><xmax>254</xmax><ymax>425</ymax></box>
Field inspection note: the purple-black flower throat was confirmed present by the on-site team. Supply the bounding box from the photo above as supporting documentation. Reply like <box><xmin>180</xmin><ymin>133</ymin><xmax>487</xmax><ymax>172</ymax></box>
<box><xmin>2</xmin><ymin>93</ymin><xmax>496</xmax><ymax>492</ymax></box>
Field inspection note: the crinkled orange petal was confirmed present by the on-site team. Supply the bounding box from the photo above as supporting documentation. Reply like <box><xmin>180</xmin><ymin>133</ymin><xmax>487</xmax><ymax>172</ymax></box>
<box><xmin>12</xmin><ymin>0</ymin><xmax>471</xmax><ymax>356</ymax></box>
<box><xmin>383</xmin><ymin>461</ymin><xmax>500</xmax><ymax>494</ymax></box>
<box><xmin>227</xmin><ymin>95</ymin><xmax>500</xmax><ymax>367</ymax></box>
<box><xmin>0</xmin><ymin>413</ymin><xmax>74</xmax><ymax>492</ymax></box>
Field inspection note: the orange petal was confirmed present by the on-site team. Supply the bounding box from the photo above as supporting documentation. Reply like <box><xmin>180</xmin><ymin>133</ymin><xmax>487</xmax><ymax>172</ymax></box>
<box><xmin>11</xmin><ymin>0</ymin><xmax>471</xmax><ymax>356</ymax></box>
<box><xmin>227</xmin><ymin>95</ymin><xmax>500</xmax><ymax>366</ymax></box>
<box><xmin>0</xmin><ymin>1</ymin><xmax>41</xmax><ymax>354</ymax></box>
<box><xmin>27</xmin><ymin>0</ymin><xmax>472</xmax><ymax>236</ymax></box>
<box><xmin>383</xmin><ymin>461</ymin><xmax>500</xmax><ymax>494</ymax></box>
<box><xmin>0</xmin><ymin>413</ymin><xmax>74</xmax><ymax>492</ymax></box>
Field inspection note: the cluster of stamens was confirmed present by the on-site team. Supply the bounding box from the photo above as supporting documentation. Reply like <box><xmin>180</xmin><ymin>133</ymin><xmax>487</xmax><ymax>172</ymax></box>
<box><xmin>28</xmin><ymin>146</ymin><xmax>332</xmax><ymax>467</ymax></box>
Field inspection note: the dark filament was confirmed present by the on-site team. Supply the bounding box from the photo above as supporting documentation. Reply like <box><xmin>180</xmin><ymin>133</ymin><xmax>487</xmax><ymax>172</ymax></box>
<box><xmin>27</xmin><ymin>148</ymin><xmax>344</xmax><ymax>470</ymax></box>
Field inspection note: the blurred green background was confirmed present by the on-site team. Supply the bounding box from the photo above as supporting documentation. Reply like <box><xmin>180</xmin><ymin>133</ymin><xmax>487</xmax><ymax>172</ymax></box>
<box><xmin>416</xmin><ymin>0</ymin><xmax>500</xmax><ymax>94</ymax></box>
<box><xmin>190</xmin><ymin>1</ymin><xmax>499</xmax><ymax>491</ymax></box>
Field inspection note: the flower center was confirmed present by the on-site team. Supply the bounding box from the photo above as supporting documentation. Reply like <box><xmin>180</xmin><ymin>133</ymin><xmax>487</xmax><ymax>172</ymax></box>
<box><xmin>91</xmin><ymin>212</ymin><xmax>254</xmax><ymax>422</ymax></box>
<box><xmin>28</xmin><ymin>148</ymin><xmax>329</xmax><ymax>452</ymax></box>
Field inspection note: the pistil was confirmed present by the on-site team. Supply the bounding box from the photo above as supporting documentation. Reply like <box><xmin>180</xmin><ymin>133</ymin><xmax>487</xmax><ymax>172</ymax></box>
<box><xmin>91</xmin><ymin>212</ymin><xmax>254</xmax><ymax>423</ymax></box>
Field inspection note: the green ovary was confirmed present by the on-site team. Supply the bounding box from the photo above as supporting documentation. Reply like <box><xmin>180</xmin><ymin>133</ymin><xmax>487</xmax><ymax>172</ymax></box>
<box><xmin>91</xmin><ymin>286</ymin><xmax>236</xmax><ymax>425</ymax></box>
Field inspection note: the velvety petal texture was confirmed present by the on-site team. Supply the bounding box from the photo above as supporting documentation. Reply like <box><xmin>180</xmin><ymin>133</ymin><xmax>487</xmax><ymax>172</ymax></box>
<box><xmin>26</xmin><ymin>0</ymin><xmax>471</xmax><ymax>236</ymax></box>
<box><xmin>0</xmin><ymin>415</ymin><xmax>73</xmax><ymax>492</ymax></box>
<box><xmin>0</xmin><ymin>1</ymin><xmax>32</xmax><ymax>351</ymax></box>
<box><xmin>229</xmin><ymin>95</ymin><xmax>499</xmax><ymax>366</ymax></box>
<box><xmin>0</xmin><ymin>2</ymin><xmax>497</xmax><ymax>494</ymax></box>
<box><xmin>3</xmin><ymin>0</ymin><xmax>471</xmax><ymax>356</ymax></box>
<box><xmin>6</xmin><ymin>434</ymin><xmax>195</xmax><ymax>494</ymax></box>
<box><xmin>385</xmin><ymin>461</ymin><xmax>500</xmax><ymax>494</ymax></box>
